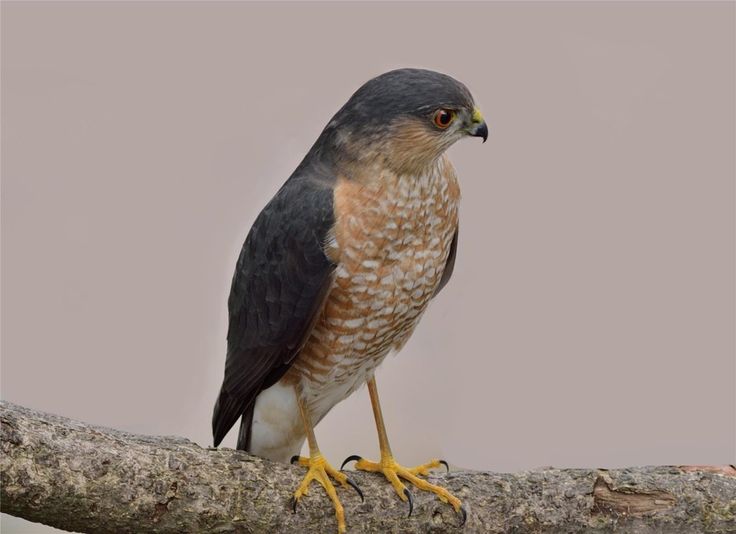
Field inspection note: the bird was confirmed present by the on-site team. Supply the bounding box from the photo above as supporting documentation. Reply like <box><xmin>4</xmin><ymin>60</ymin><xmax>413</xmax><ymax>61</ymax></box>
<box><xmin>212</xmin><ymin>68</ymin><xmax>487</xmax><ymax>532</ymax></box>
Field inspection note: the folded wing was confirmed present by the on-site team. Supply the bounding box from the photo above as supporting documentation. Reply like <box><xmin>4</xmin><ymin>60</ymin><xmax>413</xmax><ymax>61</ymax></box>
<box><xmin>212</xmin><ymin>174</ymin><xmax>336</xmax><ymax>449</ymax></box>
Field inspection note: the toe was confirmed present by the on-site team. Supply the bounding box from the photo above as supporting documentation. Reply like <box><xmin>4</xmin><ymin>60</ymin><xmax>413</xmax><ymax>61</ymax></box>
<box><xmin>291</xmin><ymin>455</ymin><xmax>310</xmax><ymax>467</ymax></box>
<box><xmin>407</xmin><ymin>458</ymin><xmax>447</xmax><ymax>477</ymax></box>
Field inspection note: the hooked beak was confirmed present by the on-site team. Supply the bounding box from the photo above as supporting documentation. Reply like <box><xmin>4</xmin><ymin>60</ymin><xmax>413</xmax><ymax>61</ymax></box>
<box><xmin>469</xmin><ymin>107</ymin><xmax>488</xmax><ymax>143</ymax></box>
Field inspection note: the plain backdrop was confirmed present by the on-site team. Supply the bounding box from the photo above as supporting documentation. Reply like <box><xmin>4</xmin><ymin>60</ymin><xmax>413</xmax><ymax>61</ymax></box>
<box><xmin>2</xmin><ymin>2</ymin><xmax>734</xmax><ymax>532</ymax></box>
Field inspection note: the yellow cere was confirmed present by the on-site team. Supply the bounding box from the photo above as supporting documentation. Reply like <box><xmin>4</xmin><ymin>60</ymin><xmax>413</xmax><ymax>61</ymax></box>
<box><xmin>472</xmin><ymin>107</ymin><xmax>484</xmax><ymax>124</ymax></box>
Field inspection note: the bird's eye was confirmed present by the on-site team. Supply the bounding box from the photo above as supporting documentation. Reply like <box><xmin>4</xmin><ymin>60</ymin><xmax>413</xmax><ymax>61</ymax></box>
<box><xmin>433</xmin><ymin>109</ymin><xmax>455</xmax><ymax>129</ymax></box>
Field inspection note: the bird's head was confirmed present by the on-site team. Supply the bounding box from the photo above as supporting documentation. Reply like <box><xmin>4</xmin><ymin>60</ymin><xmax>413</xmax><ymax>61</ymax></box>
<box><xmin>315</xmin><ymin>68</ymin><xmax>487</xmax><ymax>176</ymax></box>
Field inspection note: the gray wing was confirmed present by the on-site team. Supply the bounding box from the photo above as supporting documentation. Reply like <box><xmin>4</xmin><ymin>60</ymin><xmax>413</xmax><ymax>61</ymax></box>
<box><xmin>433</xmin><ymin>227</ymin><xmax>458</xmax><ymax>297</ymax></box>
<box><xmin>212</xmin><ymin>174</ymin><xmax>336</xmax><ymax>448</ymax></box>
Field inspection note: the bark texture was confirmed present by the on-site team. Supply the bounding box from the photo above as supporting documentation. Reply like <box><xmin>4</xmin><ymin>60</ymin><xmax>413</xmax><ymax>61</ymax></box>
<box><xmin>1</xmin><ymin>400</ymin><xmax>735</xmax><ymax>533</ymax></box>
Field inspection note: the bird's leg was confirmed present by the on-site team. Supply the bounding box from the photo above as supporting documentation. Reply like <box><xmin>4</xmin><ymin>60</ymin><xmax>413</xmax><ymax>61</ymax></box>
<box><xmin>341</xmin><ymin>376</ymin><xmax>466</xmax><ymax>523</ymax></box>
<box><xmin>290</xmin><ymin>394</ymin><xmax>363</xmax><ymax>534</ymax></box>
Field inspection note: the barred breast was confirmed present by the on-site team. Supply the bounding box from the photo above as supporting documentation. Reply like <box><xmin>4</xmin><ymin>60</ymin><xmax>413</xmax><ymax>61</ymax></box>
<box><xmin>288</xmin><ymin>155</ymin><xmax>460</xmax><ymax>423</ymax></box>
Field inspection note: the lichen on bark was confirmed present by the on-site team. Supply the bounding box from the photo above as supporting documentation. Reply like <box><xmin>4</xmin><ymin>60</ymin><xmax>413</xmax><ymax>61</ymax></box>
<box><xmin>1</xmin><ymin>401</ymin><xmax>734</xmax><ymax>533</ymax></box>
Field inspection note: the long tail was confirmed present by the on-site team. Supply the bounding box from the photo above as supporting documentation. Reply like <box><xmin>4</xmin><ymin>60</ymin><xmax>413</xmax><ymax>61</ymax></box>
<box><xmin>212</xmin><ymin>386</ymin><xmax>254</xmax><ymax>451</ymax></box>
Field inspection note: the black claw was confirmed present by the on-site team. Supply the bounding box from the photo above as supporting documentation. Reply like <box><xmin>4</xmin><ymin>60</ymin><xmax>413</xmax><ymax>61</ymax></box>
<box><xmin>458</xmin><ymin>505</ymin><xmax>467</xmax><ymax>526</ymax></box>
<box><xmin>290</xmin><ymin>496</ymin><xmax>298</xmax><ymax>514</ymax></box>
<box><xmin>404</xmin><ymin>487</ymin><xmax>414</xmax><ymax>518</ymax></box>
<box><xmin>340</xmin><ymin>454</ymin><xmax>363</xmax><ymax>471</ymax></box>
<box><xmin>439</xmin><ymin>460</ymin><xmax>450</xmax><ymax>473</ymax></box>
<box><xmin>290</xmin><ymin>455</ymin><xmax>300</xmax><ymax>465</ymax></box>
<box><xmin>345</xmin><ymin>476</ymin><xmax>364</xmax><ymax>502</ymax></box>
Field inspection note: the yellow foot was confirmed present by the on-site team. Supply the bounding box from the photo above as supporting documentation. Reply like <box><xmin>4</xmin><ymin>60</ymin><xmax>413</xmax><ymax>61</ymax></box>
<box><xmin>290</xmin><ymin>454</ymin><xmax>364</xmax><ymax>534</ymax></box>
<box><xmin>341</xmin><ymin>454</ymin><xmax>466</xmax><ymax>524</ymax></box>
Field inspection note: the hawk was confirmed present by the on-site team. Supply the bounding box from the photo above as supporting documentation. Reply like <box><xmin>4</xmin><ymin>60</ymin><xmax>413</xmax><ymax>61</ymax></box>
<box><xmin>213</xmin><ymin>68</ymin><xmax>487</xmax><ymax>532</ymax></box>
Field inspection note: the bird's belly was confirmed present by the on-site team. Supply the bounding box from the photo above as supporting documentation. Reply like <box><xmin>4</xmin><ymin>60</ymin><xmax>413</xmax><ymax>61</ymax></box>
<box><xmin>288</xmin><ymin>161</ymin><xmax>460</xmax><ymax>423</ymax></box>
<box><xmin>297</xmin><ymin>258</ymin><xmax>446</xmax><ymax>423</ymax></box>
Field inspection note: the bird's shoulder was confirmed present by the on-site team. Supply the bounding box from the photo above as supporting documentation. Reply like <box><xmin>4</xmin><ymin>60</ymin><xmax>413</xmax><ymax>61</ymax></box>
<box><xmin>227</xmin><ymin>167</ymin><xmax>337</xmax><ymax>351</ymax></box>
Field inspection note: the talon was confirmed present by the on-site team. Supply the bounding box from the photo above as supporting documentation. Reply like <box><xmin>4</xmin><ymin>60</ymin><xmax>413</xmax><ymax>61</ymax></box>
<box><xmin>290</xmin><ymin>496</ymin><xmax>298</xmax><ymax>513</ymax></box>
<box><xmin>290</xmin><ymin>454</ymin><xmax>350</xmax><ymax>532</ymax></box>
<box><xmin>350</xmin><ymin>453</ymin><xmax>462</xmax><ymax>522</ymax></box>
<box><xmin>458</xmin><ymin>504</ymin><xmax>467</xmax><ymax>526</ymax></box>
<box><xmin>340</xmin><ymin>454</ymin><xmax>363</xmax><ymax>471</ymax></box>
<box><xmin>290</xmin><ymin>455</ymin><xmax>301</xmax><ymax>465</ymax></box>
<box><xmin>404</xmin><ymin>487</ymin><xmax>414</xmax><ymax>517</ymax></box>
<box><xmin>345</xmin><ymin>476</ymin><xmax>364</xmax><ymax>502</ymax></box>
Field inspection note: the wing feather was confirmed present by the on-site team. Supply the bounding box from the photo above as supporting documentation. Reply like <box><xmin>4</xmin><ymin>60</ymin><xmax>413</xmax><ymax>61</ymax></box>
<box><xmin>212</xmin><ymin>174</ymin><xmax>336</xmax><ymax>448</ymax></box>
<box><xmin>433</xmin><ymin>227</ymin><xmax>458</xmax><ymax>298</ymax></box>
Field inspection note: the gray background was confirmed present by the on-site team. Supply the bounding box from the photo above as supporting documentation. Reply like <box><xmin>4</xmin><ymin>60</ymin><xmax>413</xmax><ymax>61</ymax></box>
<box><xmin>2</xmin><ymin>2</ymin><xmax>734</xmax><ymax>532</ymax></box>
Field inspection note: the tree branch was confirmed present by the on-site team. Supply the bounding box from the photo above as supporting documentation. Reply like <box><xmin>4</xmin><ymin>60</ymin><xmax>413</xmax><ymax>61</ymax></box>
<box><xmin>1</xmin><ymin>400</ymin><xmax>734</xmax><ymax>533</ymax></box>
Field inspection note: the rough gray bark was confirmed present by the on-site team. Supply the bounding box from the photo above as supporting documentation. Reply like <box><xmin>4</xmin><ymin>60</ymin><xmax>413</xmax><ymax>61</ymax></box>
<box><xmin>1</xmin><ymin>401</ymin><xmax>735</xmax><ymax>533</ymax></box>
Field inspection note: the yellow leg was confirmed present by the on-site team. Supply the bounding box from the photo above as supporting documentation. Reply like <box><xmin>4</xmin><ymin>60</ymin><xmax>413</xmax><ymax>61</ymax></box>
<box><xmin>291</xmin><ymin>394</ymin><xmax>363</xmax><ymax>534</ymax></box>
<box><xmin>342</xmin><ymin>376</ymin><xmax>466</xmax><ymax>523</ymax></box>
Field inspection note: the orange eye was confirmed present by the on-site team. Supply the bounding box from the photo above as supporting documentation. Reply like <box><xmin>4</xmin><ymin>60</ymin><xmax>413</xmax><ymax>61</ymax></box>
<box><xmin>433</xmin><ymin>109</ymin><xmax>455</xmax><ymax>129</ymax></box>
